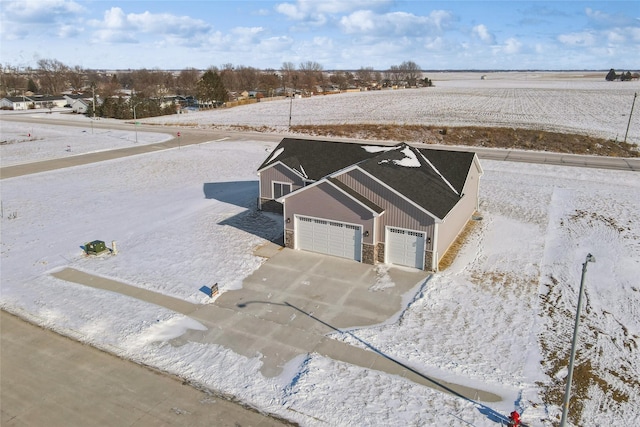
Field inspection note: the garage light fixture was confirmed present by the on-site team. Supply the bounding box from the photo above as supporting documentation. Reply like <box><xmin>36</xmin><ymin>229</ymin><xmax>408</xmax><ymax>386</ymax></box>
<box><xmin>286</xmin><ymin>218</ymin><xmax>291</xmax><ymax>223</ymax></box>
<box><xmin>364</xmin><ymin>231</ymin><xmax>369</xmax><ymax>237</ymax></box>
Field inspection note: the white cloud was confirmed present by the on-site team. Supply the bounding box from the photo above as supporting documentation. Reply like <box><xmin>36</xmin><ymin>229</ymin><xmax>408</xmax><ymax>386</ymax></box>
<box><xmin>275</xmin><ymin>2</ymin><xmax>306</xmax><ymax>20</ymax></box>
<box><xmin>340</xmin><ymin>10</ymin><xmax>454</xmax><ymax>36</ymax></box>
<box><xmin>472</xmin><ymin>24</ymin><xmax>495</xmax><ymax>44</ymax></box>
<box><xmin>230</xmin><ymin>26</ymin><xmax>266</xmax><ymax>45</ymax></box>
<box><xmin>275</xmin><ymin>0</ymin><xmax>392</xmax><ymax>20</ymax></box>
<box><xmin>503</xmin><ymin>38</ymin><xmax>522</xmax><ymax>54</ymax></box>
<box><xmin>1</xmin><ymin>0</ymin><xmax>85</xmax><ymax>24</ymax></box>
<box><xmin>0</xmin><ymin>0</ymin><xmax>85</xmax><ymax>41</ymax></box>
<box><xmin>558</xmin><ymin>31</ymin><xmax>596</xmax><ymax>47</ymax></box>
<box><xmin>87</xmin><ymin>6</ymin><xmax>212</xmax><ymax>45</ymax></box>
<box><xmin>57</xmin><ymin>24</ymin><xmax>82</xmax><ymax>38</ymax></box>
<box><xmin>492</xmin><ymin>37</ymin><xmax>523</xmax><ymax>55</ymax></box>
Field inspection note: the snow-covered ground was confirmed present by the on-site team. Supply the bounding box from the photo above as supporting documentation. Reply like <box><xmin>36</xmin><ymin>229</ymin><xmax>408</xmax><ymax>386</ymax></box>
<box><xmin>0</xmin><ymin>118</ymin><xmax>171</xmax><ymax>167</ymax></box>
<box><xmin>1</xmin><ymin>77</ymin><xmax>639</xmax><ymax>426</ymax></box>
<box><xmin>142</xmin><ymin>73</ymin><xmax>640</xmax><ymax>144</ymax></box>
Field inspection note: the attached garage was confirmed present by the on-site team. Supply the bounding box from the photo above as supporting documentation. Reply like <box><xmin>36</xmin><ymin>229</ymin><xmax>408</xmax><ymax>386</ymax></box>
<box><xmin>386</xmin><ymin>227</ymin><xmax>426</xmax><ymax>270</ymax></box>
<box><xmin>296</xmin><ymin>216</ymin><xmax>362</xmax><ymax>262</ymax></box>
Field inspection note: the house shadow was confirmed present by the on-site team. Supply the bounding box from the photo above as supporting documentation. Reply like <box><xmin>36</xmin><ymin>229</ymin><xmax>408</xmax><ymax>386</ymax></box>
<box><xmin>203</xmin><ymin>181</ymin><xmax>284</xmax><ymax>243</ymax></box>
<box><xmin>203</xmin><ymin>181</ymin><xmax>258</xmax><ymax>208</ymax></box>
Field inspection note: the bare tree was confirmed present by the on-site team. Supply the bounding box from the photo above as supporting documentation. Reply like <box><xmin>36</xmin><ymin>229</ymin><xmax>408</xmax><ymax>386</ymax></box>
<box><xmin>98</xmin><ymin>74</ymin><xmax>122</xmax><ymax>99</ymax></box>
<box><xmin>259</xmin><ymin>71</ymin><xmax>281</xmax><ymax>97</ymax></box>
<box><xmin>37</xmin><ymin>58</ymin><xmax>69</xmax><ymax>94</ymax></box>
<box><xmin>235</xmin><ymin>65</ymin><xmax>260</xmax><ymax>91</ymax></box>
<box><xmin>175</xmin><ymin>68</ymin><xmax>200</xmax><ymax>96</ymax></box>
<box><xmin>386</xmin><ymin>65</ymin><xmax>402</xmax><ymax>87</ymax></box>
<box><xmin>280</xmin><ymin>62</ymin><xmax>296</xmax><ymax>94</ymax></box>
<box><xmin>219</xmin><ymin>64</ymin><xmax>236</xmax><ymax>92</ymax></box>
<box><xmin>0</xmin><ymin>64</ymin><xmax>27</xmax><ymax>96</ymax></box>
<box><xmin>356</xmin><ymin>66</ymin><xmax>374</xmax><ymax>86</ymax></box>
<box><xmin>130</xmin><ymin>68</ymin><xmax>166</xmax><ymax>97</ymax></box>
<box><xmin>298</xmin><ymin>60</ymin><xmax>323</xmax><ymax>94</ymax></box>
<box><xmin>399</xmin><ymin>61</ymin><xmax>422</xmax><ymax>87</ymax></box>
<box><xmin>67</xmin><ymin>65</ymin><xmax>86</xmax><ymax>93</ymax></box>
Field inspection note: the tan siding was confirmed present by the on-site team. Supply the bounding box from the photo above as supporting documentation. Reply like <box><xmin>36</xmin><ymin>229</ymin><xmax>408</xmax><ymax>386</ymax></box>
<box><xmin>436</xmin><ymin>162</ymin><xmax>481</xmax><ymax>259</ymax></box>
<box><xmin>336</xmin><ymin>169</ymin><xmax>435</xmax><ymax>251</ymax></box>
<box><xmin>259</xmin><ymin>163</ymin><xmax>306</xmax><ymax>198</ymax></box>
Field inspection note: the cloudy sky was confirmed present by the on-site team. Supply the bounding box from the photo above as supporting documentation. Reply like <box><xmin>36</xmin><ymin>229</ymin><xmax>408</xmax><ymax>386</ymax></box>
<box><xmin>1</xmin><ymin>0</ymin><xmax>638</xmax><ymax>71</ymax></box>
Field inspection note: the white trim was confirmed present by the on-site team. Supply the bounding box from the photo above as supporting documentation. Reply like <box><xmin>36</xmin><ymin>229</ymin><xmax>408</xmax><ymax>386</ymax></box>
<box><xmin>272</xmin><ymin>181</ymin><xmax>292</xmax><ymax>199</ymax></box>
<box><xmin>295</xmin><ymin>214</ymin><xmax>363</xmax><ymax>262</ymax></box>
<box><xmin>279</xmin><ymin>179</ymin><xmax>382</xmax><ymax>217</ymax></box>
<box><xmin>417</xmin><ymin>150</ymin><xmax>459</xmax><ymax>195</ymax></box>
<box><xmin>384</xmin><ymin>225</ymin><xmax>426</xmax><ymax>270</ymax></box>
<box><xmin>432</xmin><ymin>224</ymin><xmax>439</xmax><ymax>272</ymax></box>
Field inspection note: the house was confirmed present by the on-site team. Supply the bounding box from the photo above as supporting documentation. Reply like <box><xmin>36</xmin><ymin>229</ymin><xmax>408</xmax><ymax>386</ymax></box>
<box><xmin>257</xmin><ymin>138</ymin><xmax>483</xmax><ymax>271</ymax></box>
<box><xmin>70</xmin><ymin>98</ymin><xmax>90</xmax><ymax>113</ymax></box>
<box><xmin>0</xmin><ymin>96</ymin><xmax>31</xmax><ymax>110</ymax></box>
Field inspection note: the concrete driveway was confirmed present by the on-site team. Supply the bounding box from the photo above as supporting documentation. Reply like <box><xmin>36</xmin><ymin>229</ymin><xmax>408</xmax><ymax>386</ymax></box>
<box><xmin>53</xmin><ymin>247</ymin><xmax>501</xmax><ymax>402</ymax></box>
<box><xmin>181</xmin><ymin>247</ymin><xmax>429</xmax><ymax>375</ymax></box>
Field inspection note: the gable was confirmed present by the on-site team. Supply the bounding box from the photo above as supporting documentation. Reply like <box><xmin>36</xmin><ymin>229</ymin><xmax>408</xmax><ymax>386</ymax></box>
<box><xmin>259</xmin><ymin>138</ymin><xmax>478</xmax><ymax>220</ymax></box>
<box><xmin>356</xmin><ymin>145</ymin><xmax>469</xmax><ymax>219</ymax></box>
<box><xmin>258</xmin><ymin>138</ymin><xmax>391</xmax><ymax>180</ymax></box>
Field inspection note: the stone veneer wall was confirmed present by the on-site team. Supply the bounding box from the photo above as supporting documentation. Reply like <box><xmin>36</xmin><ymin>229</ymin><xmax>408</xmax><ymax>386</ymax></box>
<box><xmin>285</xmin><ymin>230</ymin><xmax>295</xmax><ymax>249</ymax></box>
<box><xmin>376</xmin><ymin>243</ymin><xmax>385</xmax><ymax>264</ymax></box>
<box><xmin>362</xmin><ymin>243</ymin><xmax>376</xmax><ymax>265</ymax></box>
<box><xmin>425</xmin><ymin>250</ymin><xmax>434</xmax><ymax>271</ymax></box>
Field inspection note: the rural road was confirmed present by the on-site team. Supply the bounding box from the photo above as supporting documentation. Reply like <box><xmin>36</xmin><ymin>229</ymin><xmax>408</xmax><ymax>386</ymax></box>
<box><xmin>1</xmin><ymin>113</ymin><xmax>638</xmax><ymax>180</ymax></box>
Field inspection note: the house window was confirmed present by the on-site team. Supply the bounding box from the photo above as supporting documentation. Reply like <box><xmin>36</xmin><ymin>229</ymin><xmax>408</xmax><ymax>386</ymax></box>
<box><xmin>273</xmin><ymin>182</ymin><xmax>292</xmax><ymax>199</ymax></box>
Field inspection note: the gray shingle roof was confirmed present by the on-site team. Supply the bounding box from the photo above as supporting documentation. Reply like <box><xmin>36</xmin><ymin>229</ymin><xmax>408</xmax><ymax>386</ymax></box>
<box><xmin>257</xmin><ymin>138</ymin><xmax>388</xmax><ymax>179</ymax></box>
<box><xmin>260</xmin><ymin>138</ymin><xmax>477</xmax><ymax>219</ymax></box>
<box><xmin>358</xmin><ymin>144</ymin><xmax>475</xmax><ymax>219</ymax></box>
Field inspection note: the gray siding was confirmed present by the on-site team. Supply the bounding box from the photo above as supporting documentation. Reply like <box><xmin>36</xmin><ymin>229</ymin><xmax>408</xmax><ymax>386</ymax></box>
<box><xmin>259</xmin><ymin>163</ymin><xmax>306</xmax><ymax>199</ymax></box>
<box><xmin>335</xmin><ymin>169</ymin><xmax>435</xmax><ymax>251</ymax></box>
<box><xmin>284</xmin><ymin>182</ymin><xmax>376</xmax><ymax>245</ymax></box>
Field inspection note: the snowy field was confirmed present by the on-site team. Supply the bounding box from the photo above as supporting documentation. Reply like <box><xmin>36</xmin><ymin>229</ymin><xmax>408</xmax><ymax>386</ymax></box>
<box><xmin>0</xmin><ymin>118</ymin><xmax>171</xmax><ymax>167</ymax></box>
<box><xmin>1</xmin><ymin>72</ymin><xmax>640</xmax><ymax>426</ymax></box>
<box><xmin>143</xmin><ymin>72</ymin><xmax>640</xmax><ymax>145</ymax></box>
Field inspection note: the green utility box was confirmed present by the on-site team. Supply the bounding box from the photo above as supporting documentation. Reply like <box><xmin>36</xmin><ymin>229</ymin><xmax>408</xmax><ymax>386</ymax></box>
<box><xmin>85</xmin><ymin>240</ymin><xmax>107</xmax><ymax>255</ymax></box>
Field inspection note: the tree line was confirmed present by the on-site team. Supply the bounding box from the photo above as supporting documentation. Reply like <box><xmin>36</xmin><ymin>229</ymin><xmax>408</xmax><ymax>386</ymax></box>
<box><xmin>605</xmin><ymin>69</ymin><xmax>639</xmax><ymax>81</ymax></box>
<box><xmin>1</xmin><ymin>59</ymin><xmax>427</xmax><ymax>98</ymax></box>
<box><xmin>0</xmin><ymin>58</ymin><xmax>431</xmax><ymax>119</ymax></box>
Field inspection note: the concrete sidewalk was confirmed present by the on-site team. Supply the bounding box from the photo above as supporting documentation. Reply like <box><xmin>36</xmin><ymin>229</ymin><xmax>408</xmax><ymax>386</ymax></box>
<box><xmin>50</xmin><ymin>247</ymin><xmax>502</xmax><ymax>403</ymax></box>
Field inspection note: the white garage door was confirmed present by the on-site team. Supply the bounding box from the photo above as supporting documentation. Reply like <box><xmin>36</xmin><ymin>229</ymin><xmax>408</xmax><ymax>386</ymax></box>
<box><xmin>386</xmin><ymin>227</ymin><xmax>425</xmax><ymax>269</ymax></box>
<box><xmin>296</xmin><ymin>216</ymin><xmax>362</xmax><ymax>261</ymax></box>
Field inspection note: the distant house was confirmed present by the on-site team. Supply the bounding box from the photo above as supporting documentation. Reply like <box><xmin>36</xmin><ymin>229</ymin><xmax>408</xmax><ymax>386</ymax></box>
<box><xmin>29</xmin><ymin>95</ymin><xmax>67</xmax><ymax>109</ymax></box>
<box><xmin>0</xmin><ymin>96</ymin><xmax>31</xmax><ymax>110</ymax></box>
<box><xmin>71</xmin><ymin>98</ymin><xmax>90</xmax><ymax>114</ymax></box>
<box><xmin>257</xmin><ymin>138</ymin><xmax>483</xmax><ymax>271</ymax></box>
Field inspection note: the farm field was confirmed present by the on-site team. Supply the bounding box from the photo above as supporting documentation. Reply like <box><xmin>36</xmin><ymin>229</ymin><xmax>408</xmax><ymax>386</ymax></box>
<box><xmin>145</xmin><ymin>72</ymin><xmax>640</xmax><ymax>146</ymax></box>
<box><xmin>1</xmin><ymin>72</ymin><xmax>639</xmax><ymax>426</ymax></box>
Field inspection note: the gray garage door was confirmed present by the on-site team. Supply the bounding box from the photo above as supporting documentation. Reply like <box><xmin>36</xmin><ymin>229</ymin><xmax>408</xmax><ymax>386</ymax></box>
<box><xmin>296</xmin><ymin>216</ymin><xmax>362</xmax><ymax>261</ymax></box>
<box><xmin>386</xmin><ymin>227</ymin><xmax>425</xmax><ymax>269</ymax></box>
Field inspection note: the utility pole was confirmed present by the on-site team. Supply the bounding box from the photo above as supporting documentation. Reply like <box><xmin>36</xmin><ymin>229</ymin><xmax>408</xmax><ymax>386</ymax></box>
<box><xmin>560</xmin><ymin>253</ymin><xmax>596</xmax><ymax>427</ymax></box>
<box><xmin>91</xmin><ymin>83</ymin><xmax>96</xmax><ymax>134</ymax></box>
<box><xmin>288</xmin><ymin>96</ymin><xmax>293</xmax><ymax>130</ymax></box>
<box><xmin>623</xmin><ymin>92</ymin><xmax>637</xmax><ymax>144</ymax></box>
